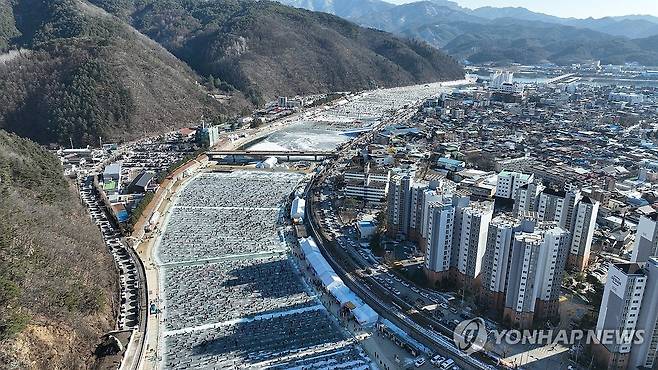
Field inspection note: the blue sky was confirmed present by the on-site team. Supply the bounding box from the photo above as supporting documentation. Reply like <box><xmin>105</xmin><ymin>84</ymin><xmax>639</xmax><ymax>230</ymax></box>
<box><xmin>387</xmin><ymin>0</ymin><xmax>658</xmax><ymax>19</ymax></box>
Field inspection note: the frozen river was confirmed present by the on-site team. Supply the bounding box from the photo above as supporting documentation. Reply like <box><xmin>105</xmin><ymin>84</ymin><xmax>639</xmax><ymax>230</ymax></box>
<box><xmin>249</xmin><ymin>121</ymin><xmax>353</xmax><ymax>151</ymax></box>
<box><xmin>155</xmin><ymin>171</ymin><xmax>371</xmax><ymax>369</ymax></box>
<box><xmin>154</xmin><ymin>79</ymin><xmax>471</xmax><ymax>369</ymax></box>
<box><xmin>249</xmin><ymin>79</ymin><xmax>470</xmax><ymax>151</ymax></box>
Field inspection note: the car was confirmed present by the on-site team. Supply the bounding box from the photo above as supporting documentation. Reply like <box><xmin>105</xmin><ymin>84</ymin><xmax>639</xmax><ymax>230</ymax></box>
<box><xmin>430</xmin><ymin>355</ymin><xmax>444</xmax><ymax>365</ymax></box>
<box><xmin>411</xmin><ymin>287</ymin><xmax>420</xmax><ymax>293</ymax></box>
<box><xmin>402</xmin><ymin>281</ymin><xmax>410</xmax><ymax>287</ymax></box>
<box><xmin>414</xmin><ymin>357</ymin><xmax>426</xmax><ymax>367</ymax></box>
<box><xmin>449</xmin><ymin>307</ymin><xmax>458</xmax><ymax>314</ymax></box>
<box><xmin>440</xmin><ymin>358</ymin><xmax>454</xmax><ymax>369</ymax></box>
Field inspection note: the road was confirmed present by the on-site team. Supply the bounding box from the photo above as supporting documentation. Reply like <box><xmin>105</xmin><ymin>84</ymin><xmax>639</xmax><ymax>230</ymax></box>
<box><xmin>306</xmin><ymin>168</ymin><xmax>493</xmax><ymax>370</ymax></box>
<box><xmin>301</xmin><ymin>83</ymin><xmax>502</xmax><ymax>370</ymax></box>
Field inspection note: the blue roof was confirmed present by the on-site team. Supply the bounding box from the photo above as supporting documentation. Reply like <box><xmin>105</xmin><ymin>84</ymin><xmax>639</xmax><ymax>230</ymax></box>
<box><xmin>437</xmin><ymin>157</ymin><xmax>464</xmax><ymax>166</ymax></box>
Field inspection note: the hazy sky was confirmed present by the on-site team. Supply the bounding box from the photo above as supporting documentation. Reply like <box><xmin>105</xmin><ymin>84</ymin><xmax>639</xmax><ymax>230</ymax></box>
<box><xmin>387</xmin><ymin>0</ymin><xmax>658</xmax><ymax>19</ymax></box>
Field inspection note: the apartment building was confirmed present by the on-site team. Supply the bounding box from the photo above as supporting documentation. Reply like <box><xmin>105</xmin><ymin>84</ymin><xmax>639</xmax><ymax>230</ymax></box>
<box><xmin>495</xmin><ymin>171</ymin><xmax>534</xmax><ymax>199</ymax></box>
<box><xmin>593</xmin><ymin>262</ymin><xmax>647</xmax><ymax>370</ymax></box>
<box><xmin>503</xmin><ymin>222</ymin><xmax>569</xmax><ymax>329</ymax></box>
<box><xmin>455</xmin><ymin>201</ymin><xmax>494</xmax><ymax>288</ymax></box>
<box><xmin>567</xmin><ymin>197</ymin><xmax>600</xmax><ymax>271</ymax></box>
<box><xmin>424</xmin><ymin>196</ymin><xmax>456</xmax><ymax>283</ymax></box>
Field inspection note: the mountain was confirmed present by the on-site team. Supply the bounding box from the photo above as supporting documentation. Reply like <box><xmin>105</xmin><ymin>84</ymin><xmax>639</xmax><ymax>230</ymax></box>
<box><xmin>0</xmin><ymin>129</ymin><xmax>117</xmax><ymax>368</ymax></box>
<box><xmin>360</xmin><ymin>1</ymin><xmax>485</xmax><ymax>34</ymax></box>
<box><xmin>276</xmin><ymin>0</ymin><xmax>393</xmax><ymax>19</ymax></box>
<box><xmin>0</xmin><ymin>0</ymin><xmax>240</xmax><ymax>146</ymax></box>
<box><xmin>87</xmin><ymin>0</ymin><xmax>464</xmax><ymax>101</ymax></box>
<box><xmin>284</xmin><ymin>0</ymin><xmax>658</xmax><ymax>65</ymax></box>
<box><xmin>470</xmin><ymin>6</ymin><xmax>562</xmax><ymax>23</ymax></box>
<box><xmin>469</xmin><ymin>7</ymin><xmax>658</xmax><ymax>39</ymax></box>
<box><xmin>440</xmin><ymin>18</ymin><xmax>658</xmax><ymax>65</ymax></box>
<box><xmin>562</xmin><ymin>17</ymin><xmax>658</xmax><ymax>39</ymax></box>
<box><xmin>611</xmin><ymin>15</ymin><xmax>658</xmax><ymax>24</ymax></box>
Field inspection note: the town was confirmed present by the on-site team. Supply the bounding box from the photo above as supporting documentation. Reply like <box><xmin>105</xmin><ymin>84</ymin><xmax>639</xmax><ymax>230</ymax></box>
<box><xmin>59</xmin><ymin>68</ymin><xmax>658</xmax><ymax>370</ymax></box>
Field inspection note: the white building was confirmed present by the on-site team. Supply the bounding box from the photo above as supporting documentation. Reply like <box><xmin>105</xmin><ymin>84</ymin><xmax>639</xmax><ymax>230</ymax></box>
<box><xmin>490</xmin><ymin>71</ymin><xmax>514</xmax><ymax>87</ymax></box>
<box><xmin>424</xmin><ymin>197</ymin><xmax>456</xmax><ymax>278</ymax></box>
<box><xmin>489</xmin><ymin>71</ymin><xmax>525</xmax><ymax>94</ymax></box>
<box><xmin>567</xmin><ymin>197</ymin><xmax>599</xmax><ymax>271</ymax></box>
<box><xmin>450</xmin><ymin>192</ymin><xmax>471</xmax><ymax>270</ymax></box>
<box><xmin>593</xmin><ymin>262</ymin><xmax>647</xmax><ymax>369</ymax></box>
<box><xmin>344</xmin><ymin>169</ymin><xmax>390</xmax><ymax>203</ymax></box>
<box><xmin>503</xmin><ymin>222</ymin><xmax>569</xmax><ymax>329</ymax></box>
<box><xmin>386</xmin><ymin>172</ymin><xmax>414</xmax><ymax>237</ymax></box>
<box><xmin>481</xmin><ymin>215</ymin><xmax>536</xmax><ymax>311</ymax></box>
<box><xmin>609</xmin><ymin>92</ymin><xmax>645</xmax><ymax>104</ymax></box>
<box><xmin>456</xmin><ymin>201</ymin><xmax>493</xmax><ymax>283</ymax></box>
<box><xmin>513</xmin><ymin>181</ymin><xmax>544</xmax><ymax>216</ymax></box>
<box><xmin>536</xmin><ymin>188</ymin><xmax>581</xmax><ymax>230</ymax></box>
<box><xmin>495</xmin><ymin>171</ymin><xmax>533</xmax><ymax>199</ymax></box>
<box><xmin>629</xmin><ymin>257</ymin><xmax>658</xmax><ymax>369</ymax></box>
<box><xmin>631</xmin><ymin>213</ymin><xmax>658</xmax><ymax>264</ymax></box>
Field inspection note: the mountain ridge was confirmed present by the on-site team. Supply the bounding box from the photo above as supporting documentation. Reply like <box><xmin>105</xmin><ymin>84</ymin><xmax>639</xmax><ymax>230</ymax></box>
<box><xmin>283</xmin><ymin>0</ymin><xmax>658</xmax><ymax>65</ymax></box>
<box><xmin>87</xmin><ymin>0</ymin><xmax>464</xmax><ymax>101</ymax></box>
<box><xmin>0</xmin><ymin>0</ymin><xmax>240</xmax><ymax>146</ymax></box>
<box><xmin>0</xmin><ymin>129</ymin><xmax>117</xmax><ymax>368</ymax></box>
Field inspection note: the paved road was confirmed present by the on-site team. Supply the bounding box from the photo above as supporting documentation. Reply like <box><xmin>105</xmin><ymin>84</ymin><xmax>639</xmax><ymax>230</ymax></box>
<box><xmin>301</xmin><ymin>85</ymin><xmax>500</xmax><ymax>370</ymax></box>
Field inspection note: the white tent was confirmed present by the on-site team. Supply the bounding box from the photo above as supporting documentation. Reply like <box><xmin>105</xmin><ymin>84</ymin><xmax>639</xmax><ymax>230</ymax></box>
<box><xmin>352</xmin><ymin>304</ymin><xmax>379</xmax><ymax>326</ymax></box>
<box><xmin>326</xmin><ymin>281</ymin><xmax>357</xmax><ymax>306</ymax></box>
<box><xmin>319</xmin><ymin>270</ymin><xmax>342</xmax><ymax>287</ymax></box>
<box><xmin>299</xmin><ymin>237</ymin><xmax>320</xmax><ymax>256</ymax></box>
<box><xmin>291</xmin><ymin>197</ymin><xmax>306</xmax><ymax>222</ymax></box>
<box><xmin>306</xmin><ymin>251</ymin><xmax>333</xmax><ymax>278</ymax></box>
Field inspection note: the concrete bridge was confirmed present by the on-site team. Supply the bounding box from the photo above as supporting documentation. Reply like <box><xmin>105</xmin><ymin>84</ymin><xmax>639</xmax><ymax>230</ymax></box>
<box><xmin>546</xmin><ymin>73</ymin><xmax>579</xmax><ymax>84</ymax></box>
<box><xmin>206</xmin><ymin>150</ymin><xmax>338</xmax><ymax>162</ymax></box>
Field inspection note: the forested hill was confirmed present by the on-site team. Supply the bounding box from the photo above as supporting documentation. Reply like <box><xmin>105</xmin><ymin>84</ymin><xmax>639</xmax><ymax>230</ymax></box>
<box><xmin>0</xmin><ymin>0</ymin><xmax>240</xmax><ymax>146</ymax></box>
<box><xmin>0</xmin><ymin>0</ymin><xmax>462</xmax><ymax>145</ymax></box>
<box><xmin>88</xmin><ymin>0</ymin><xmax>464</xmax><ymax>100</ymax></box>
<box><xmin>0</xmin><ymin>129</ymin><xmax>117</xmax><ymax>368</ymax></box>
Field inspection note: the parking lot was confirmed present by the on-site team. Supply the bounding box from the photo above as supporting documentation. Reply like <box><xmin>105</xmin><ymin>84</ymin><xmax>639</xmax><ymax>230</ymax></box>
<box><xmin>157</xmin><ymin>207</ymin><xmax>284</xmax><ymax>263</ymax></box>
<box><xmin>163</xmin><ymin>309</ymin><xmax>367</xmax><ymax>369</ymax></box>
<box><xmin>79</xmin><ymin>176</ymin><xmax>140</xmax><ymax>329</ymax></box>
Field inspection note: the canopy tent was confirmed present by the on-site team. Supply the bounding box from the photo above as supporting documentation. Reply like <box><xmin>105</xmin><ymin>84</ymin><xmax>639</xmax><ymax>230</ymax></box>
<box><xmin>318</xmin><ymin>270</ymin><xmax>342</xmax><ymax>287</ymax></box>
<box><xmin>352</xmin><ymin>304</ymin><xmax>379</xmax><ymax>326</ymax></box>
<box><xmin>300</xmin><ymin>237</ymin><xmax>380</xmax><ymax>327</ymax></box>
<box><xmin>326</xmin><ymin>281</ymin><xmax>357</xmax><ymax>307</ymax></box>
<box><xmin>305</xmin><ymin>251</ymin><xmax>333</xmax><ymax>277</ymax></box>
<box><xmin>300</xmin><ymin>237</ymin><xmax>321</xmax><ymax>256</ymax></box>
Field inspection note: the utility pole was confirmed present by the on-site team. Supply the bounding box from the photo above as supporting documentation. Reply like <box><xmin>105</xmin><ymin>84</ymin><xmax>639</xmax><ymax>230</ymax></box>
<box><xmin>70</xmin><ymin>137</ymin><xmax>74</xmax><ymax>149</ymax></box>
